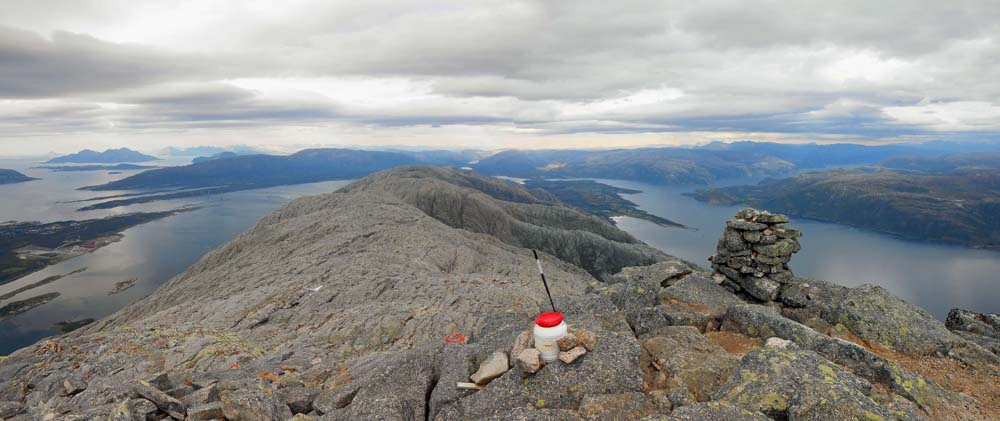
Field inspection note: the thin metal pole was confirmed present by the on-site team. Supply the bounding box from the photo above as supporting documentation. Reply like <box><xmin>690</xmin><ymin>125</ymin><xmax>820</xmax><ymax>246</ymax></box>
<box><xmin>532</xmin><ymin>249</ymin><xmax>557</xmax><ymax>312</ymax></box>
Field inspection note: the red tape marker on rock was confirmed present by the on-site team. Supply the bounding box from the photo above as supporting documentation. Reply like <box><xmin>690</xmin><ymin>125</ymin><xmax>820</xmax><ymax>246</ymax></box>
<box><xmin>444</xmin><ymin>333</ymin><xmax>466</xmax><ymax>344</ymax></box>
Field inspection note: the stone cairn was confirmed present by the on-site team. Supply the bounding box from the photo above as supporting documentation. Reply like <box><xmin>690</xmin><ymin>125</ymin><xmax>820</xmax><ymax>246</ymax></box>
<box><xmin>709</xmin><ymin>208</ymin><xmax>802</xmax><ymax>302</ymax></box>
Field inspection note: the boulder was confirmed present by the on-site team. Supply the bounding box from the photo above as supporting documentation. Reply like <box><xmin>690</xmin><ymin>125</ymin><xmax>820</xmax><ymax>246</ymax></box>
<box><xmin>132</xmin><ymin>380</ymin><xmax>186</xmax><ymax>419</ymax></box>
<box><xmin>557</xmin><ymin>334</ymin><xmax>581</xmax><ymax>352</ymax></box>
<box><xmin>220</xmin><ymin>388</ymin><xmax>292</xmax><ymax>421</ymax></box>
<box><xmin>471</xmin><ymin>351</ymin><xmax>509</xmax><ymax>385</ymax></box>
<box><xmin>574</xmin><ymin>330</ymin><xmax>597</xmax><ymax>351</ymax></box>
<box><xmin>726</xmin><ymin>220</ymin><xmax>767</xmax><ymax>231</ymax></box>
<box><xmin>277</xmin><ymin>386</ymin><xmax>321</xmax><ymax>414</ymax></box>
<box><xmin>313</xmin><ymin>385</ymin><xmax>358</xmax><ymax>415</ymax></box>
<box><xmin>786</xmin><ymin>282</ymin><xmax>1000</xmax><ymax>368</ymax></box>
<box><xmin>640</xmin><ymin>326</ymin><xmax>738</xmax><ymax>401</ymax></box>
<box><xmin>516</xmin><ymin>348</ymin><xmax>543</xmax><ymax>374</ymax></box>
<box><xmin>0</xmin><ymin>401</ymin><xmax>25</xmax><ymax>419</ymax></box>
<box><xmin>182</xmin><ymin>384</ymin><xmax>220</xmax><ymax>407</ymax></box>
<box><xmin>63</xmin><ymin>376</ymin><xmax>87</xmax><ymax>396</ymax></box>
<box><xmin>945</xmin><ymin>308</ymin><xmax>1000</xmax><ymax>355</ymax></box>
<box><xmin>558</xmin><ymin>346</ymin><xmax>586</xmax><ymax>364</ymax></box>
<box><xmin>721</xmin><ymin>303</ymin><xmax>968</xmax><ymax>411</ymax></box>
<box><xmin>713</xmin><ymin>348</ymin><xmax>898</xmax><ymax>420</ymax></box>
<box><xmin>510</xmin><ymin>331</ymin><xmax>533</xmax><ymax>361</ymax></box>
<box><xmin>188</xmin><ymin>402</ymin><xmax>225</xmax><ymax>420</ymax></box>
<box><xmin>613</xmin><ymin>259</ymin><xmax>696</xmax><ymax>287</ymax></box>
<box><xmin>752</xmin><ymin>238</ymin><xmax>800</xmax><ymax>257</ymax></box>
<box><xmin>660</xmin><ymin>274</ymin><xmax>743</xmax><ymax>318</ymax></box>
<box><xmin>737</xmin><ymin>276</ymin><xmax>780</xmax><ymax>302</ymax></box>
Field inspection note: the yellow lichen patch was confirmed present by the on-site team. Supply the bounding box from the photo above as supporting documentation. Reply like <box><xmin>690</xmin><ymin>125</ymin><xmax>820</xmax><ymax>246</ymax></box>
<box><xmin>864</xmin><ymin>410</ymin><xmax>885</xmax><ymax>421</ymax></box>
<box><xmin>761</xmin><ymin>392</ymin><xmax>788</xmax><ymax>411</ymax></box>
<box><xmin>819</xmin><ymin>364</ymin><xmax>837</xmax><ymax>384</ymax></box>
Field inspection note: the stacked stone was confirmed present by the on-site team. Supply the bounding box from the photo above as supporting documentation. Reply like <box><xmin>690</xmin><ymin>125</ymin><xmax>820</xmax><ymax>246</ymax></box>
<box><xmin>709</xmin><ymin>208</ymin><xmax>802</xmax><ymax>302</ymax></box>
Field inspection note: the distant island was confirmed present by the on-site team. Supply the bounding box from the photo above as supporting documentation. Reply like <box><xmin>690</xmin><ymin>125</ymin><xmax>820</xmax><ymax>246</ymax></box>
<box><xmin>0</xmin><ymin>169</ymin><xmax>36</xmax><ymax>185</ymax></box>
<box><xmin>523</xmin><ymin>179</ymin><xmax>685</xmax><ymax>228</ymax></box>
<box><xmin>34</xmin><ymin>164</ymin><xmax>158</xmax><ymax>172</ymax></box>
<box><xmin>0</xmin><ymin>207</ymin><xmax>199</xmax><ymax>285</ymax></box>
<box><xmin>191</xmin><ymin>151</ymin><xmax>239</xmax><ymax>163</ymax></box>
<box><xmin>687</xmin><ymin>165</ymin><xmax>1000</xmax><ymax>249</ymax></box>
<box><xmin>46</xmin><ymin>148</ymin><xmax>158</xmax><ymax>163</ymax></box>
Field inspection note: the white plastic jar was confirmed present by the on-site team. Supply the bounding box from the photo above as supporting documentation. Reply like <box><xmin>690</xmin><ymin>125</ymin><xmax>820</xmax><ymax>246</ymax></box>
<box><xmin>533</xmin><ymin>311</ymin><xmax>567</xmax><ymax>363</ymax></box>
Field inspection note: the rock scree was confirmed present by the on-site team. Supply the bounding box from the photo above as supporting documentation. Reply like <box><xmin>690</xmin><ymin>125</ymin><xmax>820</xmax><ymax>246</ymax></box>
<box><xmin>0</xmin><ymin>171</ymin><xmax>997</xmax><ymax>421</ymax></box>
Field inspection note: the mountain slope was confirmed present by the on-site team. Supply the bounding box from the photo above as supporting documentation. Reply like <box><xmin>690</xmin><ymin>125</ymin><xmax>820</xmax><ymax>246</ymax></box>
<box><xmin>84</xmin><ymin>148</ymin><xmax>421</xmax><ymax>191</ymax></box>
<box><xmin>473</xmin><ymin>147</ymin><xmax>794</xmax><ymax>185</ymax></box>
<box><xmin>1</xmin><ymin>166</ymin><xmax>996</xmax><ymax>420</ymax></box>
<box><xmin>688</xmin><ymin>167</ymin><xmax>1000</xmax><ymax>248</ymax></box>
<box><xmin>0</xmin><ymin>169</ymin><xmax>36</xmax><ymax>185</ymax></box>
<box><xmin>46</xmin><ymin>148</ymin><xmax>158</xmax><ymax>163</ymax></box>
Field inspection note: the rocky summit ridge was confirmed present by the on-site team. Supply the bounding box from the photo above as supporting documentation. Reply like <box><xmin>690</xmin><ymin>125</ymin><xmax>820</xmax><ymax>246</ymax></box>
<box><xmin>0</xmin><ymin>166</ymin><xmax>998</xmax><ymax>420</ymax></box>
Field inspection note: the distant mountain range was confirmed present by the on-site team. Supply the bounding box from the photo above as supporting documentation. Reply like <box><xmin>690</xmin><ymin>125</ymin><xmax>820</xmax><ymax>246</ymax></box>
<box><xmin>468</xmin><ymin>142</ymin><xmax>987</xmax><ymax>185</ymax></box>
<box><xmin>687</xmin><ymin>160</ymin><xmax>1000</xmax><ymax>249</ymax></box>
<box><xmin>0</xmin><ymin>169</ymin><xmax>36</xmax><ymax>185</ymax></box>
<box><xmin>86</xmin><ymin>148</ymin><xmax>419</xmax><ymax>191</ymax></box>
<box><xmin>161</xmin><ymin>145</ymin><xmax>261</xmax><ymax>157</ymax></box>
<box><xmin>46</xmin><ymin>148</ymin><xmax>158</xmax><ymax>163</ymax></box>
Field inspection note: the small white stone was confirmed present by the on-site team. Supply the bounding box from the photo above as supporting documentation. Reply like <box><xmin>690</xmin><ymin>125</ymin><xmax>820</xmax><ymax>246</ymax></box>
<box><xmin>470</xmin><ymin>351</ymin><xmax>509</xmax><ymax>385</ymax></box>
<box><xmin>765</xmin><ymin>337</ymin><xmax>794</xmax><ymax>349</ymax></box>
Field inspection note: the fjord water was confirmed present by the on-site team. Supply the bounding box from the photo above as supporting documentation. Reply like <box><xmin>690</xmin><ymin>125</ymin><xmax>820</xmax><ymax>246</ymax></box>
<box><xmin>0</xmin><ymin>159</ymin><xmax>351</xmax><ymax>354</ymax></box>
<box><xmin>602</xmin><ymin>178</ymin><xmax>1000</xmax><ymax>321</ymax></box>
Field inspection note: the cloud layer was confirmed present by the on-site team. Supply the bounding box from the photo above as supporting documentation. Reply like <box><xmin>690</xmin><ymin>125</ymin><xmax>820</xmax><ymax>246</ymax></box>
<box><xmin>1</xmin><ymin>0</ymin><xmax>999</xmax><ymax>153</ymax></box>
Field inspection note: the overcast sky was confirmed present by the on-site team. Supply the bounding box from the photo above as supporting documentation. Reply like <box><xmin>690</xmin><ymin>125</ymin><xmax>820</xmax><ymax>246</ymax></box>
<box><xmin>1</xmin><ymin>0</ymin><xmax>999</xmax><ymax>155</ymax></box>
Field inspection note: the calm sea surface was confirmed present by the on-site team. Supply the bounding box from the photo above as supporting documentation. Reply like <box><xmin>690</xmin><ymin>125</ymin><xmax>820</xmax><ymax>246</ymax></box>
<box><xmin>0</xmin><ymin>158</ymin><xmax>350</xmax><ymax>354</ymax></box>
<box><xmin>1</xmin><ymin>162</ymin><xmax>997</xmax><ymax>354</ymax></box>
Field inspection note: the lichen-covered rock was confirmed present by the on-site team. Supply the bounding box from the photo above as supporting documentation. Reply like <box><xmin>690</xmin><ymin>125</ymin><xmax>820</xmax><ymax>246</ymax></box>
<box><xmin>657</xmin><ymin>400</ymin><xmax>772</xmax><ymax>420</ymax></box>
<box><xmin>660</xmin><ymin>274</ymin><xmax>743</xmax><ymax>318</ymax></box>
<box><xmin>714</xmin><ymin>348</ymin><xmax>901</xmax><ymax>420</ymax></box>
<box><xmin>577</xmin><ymin>393</ymin><xmax>657</xmax><ymax>420</ymax></box>
<box><xmin>612</xmin><ymin>259</ymin><xmax>696</xmax><ymax>287</ymax></box>
<box><xmin>737</xmin><ymin>276</ymin><xmax>781</xmax><ymax>302</ymax></box>
<box><xmin>640</xmin><ymin>326</ymin><xmax>738</xmax><ymax>401</ymax></box>
<box><xmin>721</xmin><ymin>303</ymin><xmax>968</xmax><ymax>412</ymax></box>
<box><xmin>752</xmin><ymin>238</ymin><xmax>800</xmax><ymax>257</ymax></box>
<box><xmin>785</xmin><ymin>282</ymin><xmax>1000</xmax><ymax>368</ymax></box>
<box><xmin>946</xmin><ymin>308</ymin><xmax>1000</xmax><ymax>355</ymax></box>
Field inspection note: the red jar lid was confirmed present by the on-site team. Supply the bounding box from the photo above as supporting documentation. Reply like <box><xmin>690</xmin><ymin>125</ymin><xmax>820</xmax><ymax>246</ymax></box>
<box><xmin>535</xmin><ymin>312</ymin><xmax>564</xmax><ymax>328</ymax></box>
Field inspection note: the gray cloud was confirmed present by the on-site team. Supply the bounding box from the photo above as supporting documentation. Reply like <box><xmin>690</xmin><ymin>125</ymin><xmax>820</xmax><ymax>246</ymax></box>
<box><xmin>0</xmin><ymin>0</ymin><xmax>999</xmax><ymax>151</ymax></box>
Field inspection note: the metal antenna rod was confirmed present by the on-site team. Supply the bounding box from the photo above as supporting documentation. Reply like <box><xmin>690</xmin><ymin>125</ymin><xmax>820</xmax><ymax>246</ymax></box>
<box><xmin>532</xmin><ymin>249</ymin><xmax>557</xmax><ymax>312</ymax></box>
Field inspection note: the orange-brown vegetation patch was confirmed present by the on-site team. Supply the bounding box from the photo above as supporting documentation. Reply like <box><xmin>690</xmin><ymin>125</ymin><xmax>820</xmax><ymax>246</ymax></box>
<box><xmin>706</xmin><ymin>331</ymin><xmax>762</xmax><ymax>356</ymax></box>
<box><xmin>831</xmin><ymin>326</ymin><xmax>1000</xmax><ymax>420</ymax></box>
